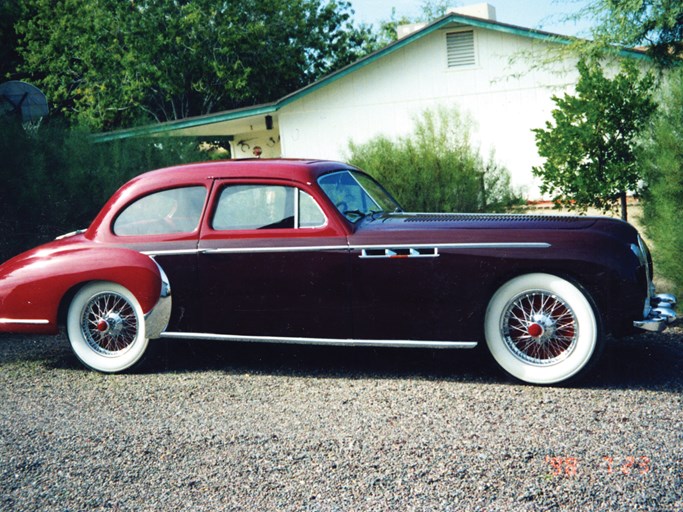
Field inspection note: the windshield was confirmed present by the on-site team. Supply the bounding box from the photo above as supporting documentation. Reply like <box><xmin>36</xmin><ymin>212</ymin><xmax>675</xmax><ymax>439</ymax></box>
<box><xmin>318</xmin><ymin>170</ymin><xmax>403</xmax><ymax>222</ymax></box>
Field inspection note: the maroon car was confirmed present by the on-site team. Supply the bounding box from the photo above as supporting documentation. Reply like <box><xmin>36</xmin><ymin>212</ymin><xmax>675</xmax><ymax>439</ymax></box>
<box><xmin>0</xmin><ymin>159</ymin><xmax>676</xmax><ymax>384</ymax></box>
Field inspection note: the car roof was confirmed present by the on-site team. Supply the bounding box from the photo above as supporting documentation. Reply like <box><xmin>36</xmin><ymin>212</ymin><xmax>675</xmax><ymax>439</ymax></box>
<box><xmin>133</xmin><ymin>159</ymin><xmax>356</xmax><ymax>187</ymax></box>
<box><xmin>86</xmin><ymin>159</ymin><xmax>359</xmax><ymax>240</ymax></box>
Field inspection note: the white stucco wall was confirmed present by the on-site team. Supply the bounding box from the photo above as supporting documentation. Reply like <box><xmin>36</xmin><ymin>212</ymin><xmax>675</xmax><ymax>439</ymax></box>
<box><xmin>278</xmin><ymin>26</ymin><xmax>581</xmax><ymax>198</ymax></box>
<box><xmin>229</xmin><ymin>132</ymin><xmax>282</xmax><ymax>159</ymax></box>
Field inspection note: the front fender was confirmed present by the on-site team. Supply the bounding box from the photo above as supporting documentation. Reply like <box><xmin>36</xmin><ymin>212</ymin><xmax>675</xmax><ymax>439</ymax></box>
<box><xmin>0</xmin><ymin>241</ymin><xmax>165</xmax><ymax>334</ymax></box>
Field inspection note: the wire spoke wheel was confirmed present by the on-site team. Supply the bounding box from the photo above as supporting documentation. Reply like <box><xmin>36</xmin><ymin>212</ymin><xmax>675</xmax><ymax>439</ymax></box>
<box><xmin>485</xmin><ymin>273</ymin><xmax>601</xmax><ymax>385</ymax></box>
<box><xmin>67</xmin><ymin>282</ymin><xmax>149</xmax><ymax>373</ymax></box>
<box><xmin>502</xmin><ymin>291</ymin><xmax>578</xmax><ymax>366</ymax></box>
<box><xmin>81</xmin><ymin>292</ymin><xmax>139</xmax><ymax>355</ymax></box>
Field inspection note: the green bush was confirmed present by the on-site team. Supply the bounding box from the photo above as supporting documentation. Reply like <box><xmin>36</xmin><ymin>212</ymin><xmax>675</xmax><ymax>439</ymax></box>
<box><xmin>0</xmin><ymin>119</ymin><xmax>207</xmax><ymax>260</ymax></box>
<box><xmin>347</xmin><ymin>107</ymin><xmax>522</xmax><ymax>212</ymax></box>
<box><xmin>640</xmin><ymin>69</ymin><xmax>683</xmax><ymax>297</ymax></box>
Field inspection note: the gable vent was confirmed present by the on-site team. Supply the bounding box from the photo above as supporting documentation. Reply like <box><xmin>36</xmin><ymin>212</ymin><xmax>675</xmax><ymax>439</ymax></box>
<box><xmin>447</xmin><ymin>31</ymin><xmax>475</xmax><ymax>67</ymax></box>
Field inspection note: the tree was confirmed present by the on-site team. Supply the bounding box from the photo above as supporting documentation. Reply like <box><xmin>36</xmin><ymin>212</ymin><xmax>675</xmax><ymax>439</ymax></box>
<box><xmin>640</xmin><ymin>67</ymin><xmax>683</xmax><ymax>297</ymax></box>
<box><xmin>532</xmin><ymin>59</ymin><xmax>657</xmax><ymax>220</ymax></box>
<box><xmin>374</xmin><ymin>0</ymin><xmax>450</xmax><ymax>46</ymax></box>
<box><xmin>0</xmin><ymin>0</ymin><xmax>21</xmax><ymax>79</ymax></box>
<box><xmin>581</xmin><ymin>0</ymin><xmax>683</xmax><ymax>68</ymax></box>
<box><xmin>348</xmin><ymin>107</ymin><xmax>522</xmax><ymax>213</ymax></box>
<box><xmin>13</xmin><ymin>0</ymin><xmax>377</xmax><ymax>130</ymax></box>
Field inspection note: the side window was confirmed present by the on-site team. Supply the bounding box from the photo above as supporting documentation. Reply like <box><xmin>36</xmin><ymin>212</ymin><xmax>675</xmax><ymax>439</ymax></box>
<box><xmin>299</xmin><ymin>190</ymin><xmax>326</xmax><ymax>228</ymax></box>
<box><xmin>113</xmin><ymin>186</ymin><xmax>206</xmax><ymax>236</ymax></box>
<box><xmin>212</xmin><ymin>185</ymin><xmax>326</xmax><ymax>230</ymax></box>
<box><xmin>213</xmin><ymin>185</ymin><xmax>294</xmax><ymax>230</ymax></box>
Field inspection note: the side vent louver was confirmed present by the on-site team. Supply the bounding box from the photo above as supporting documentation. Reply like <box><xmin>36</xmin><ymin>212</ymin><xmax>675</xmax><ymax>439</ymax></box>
<box><xmin>403</xmin><ymin>214</ymin><xmax>578</xmax><ymax>223</ymax></box>
<box><xmin>447</xmin><ymin>31</ymin><xmax>475</xmax><ymax>68</ymax></box>
<box><xmin>360</xmin><ymin>247</ymin><xmax>439</xmax><ymax>259</ymax></box>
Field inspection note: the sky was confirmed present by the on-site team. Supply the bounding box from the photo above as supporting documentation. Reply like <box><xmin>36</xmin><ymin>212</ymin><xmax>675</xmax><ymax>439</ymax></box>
<box><xmin>349</xmin><ymin>0</ymin><xmax>594</xmax><ymax>38</ymax></box>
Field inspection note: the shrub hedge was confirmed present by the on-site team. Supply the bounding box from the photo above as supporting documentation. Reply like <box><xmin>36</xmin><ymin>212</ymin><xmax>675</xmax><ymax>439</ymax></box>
<box><xmin>347</xmin><ymin>107</ymin><xmax>522</xmax><ymax>213</ymax></box>
<box><xmin>0</xmin><ymin>119</ymin><xmax>207</xmax><ymax>260</ymax></box>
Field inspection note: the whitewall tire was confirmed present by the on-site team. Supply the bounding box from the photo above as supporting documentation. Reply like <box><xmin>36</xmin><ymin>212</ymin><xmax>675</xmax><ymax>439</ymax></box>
<box><xmin>484</xmin><ymin>273</ymin><xmax>601</xmax><ymax>385</ymax></box>
<box><xmin>67</xmin><ymin>282</ymin><xmax>149</xmax><ymax>373</ymax></box>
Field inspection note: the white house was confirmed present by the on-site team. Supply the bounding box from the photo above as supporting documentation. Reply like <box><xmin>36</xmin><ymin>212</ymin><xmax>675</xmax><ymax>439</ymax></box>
<box><xmin>96</xmin><ymin>3</ymin><xmax>648</xmax><ymax>198</ymax></box>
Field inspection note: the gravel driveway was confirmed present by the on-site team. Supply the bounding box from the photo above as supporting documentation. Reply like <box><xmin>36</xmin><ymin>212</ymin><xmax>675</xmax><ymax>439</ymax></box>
<box><xmin>1</xmin><ymin>328</ymin><xmax>682</xmax><ymax>511</ymax></box>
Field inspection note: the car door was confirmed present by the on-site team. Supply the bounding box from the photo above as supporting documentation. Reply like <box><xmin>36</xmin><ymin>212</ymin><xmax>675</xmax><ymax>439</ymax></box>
<box><xmin>109</xmin><ymin>184</ymin><xmax>209</xmax><ymax>332</ymax></box>
<box><xmin>348</xmin><ymin>232</ymin><xmax>461</xmax><ymax>342</ymax></box>
<box><xmin>197</xmin><ymin>180</ymin><xmax>352</xmax><ymax>339</ymax></box>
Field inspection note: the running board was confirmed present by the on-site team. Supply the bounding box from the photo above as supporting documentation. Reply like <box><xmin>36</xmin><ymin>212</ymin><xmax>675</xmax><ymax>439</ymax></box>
<box><xmin>159</xmin><ymin>331</ymin><xmax>478</xmax><ymax>349</ymax></box>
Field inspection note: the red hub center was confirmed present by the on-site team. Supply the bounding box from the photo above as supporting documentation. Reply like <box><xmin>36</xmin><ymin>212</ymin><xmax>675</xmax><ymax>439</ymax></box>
<box><xmin>528</xmin><ymin>322</ymin><xmax>544</xmax><ymax>338</ymax></box>
<box><xmin>97</xmin><ymin>320</ymin><xmax>109</xmax><ymax>332</ymax></box>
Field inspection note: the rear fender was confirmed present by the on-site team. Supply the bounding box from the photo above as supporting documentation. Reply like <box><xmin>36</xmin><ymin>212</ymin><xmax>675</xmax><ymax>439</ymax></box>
<box><xmin>0</xmin><ymin>246</ymin><xmax>166</xmax><ymax>334</ymax></box>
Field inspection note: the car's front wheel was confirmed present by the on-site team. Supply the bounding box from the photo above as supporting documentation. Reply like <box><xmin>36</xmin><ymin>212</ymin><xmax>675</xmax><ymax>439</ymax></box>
<box><xmin>484</xmin><ymin>273</ymin><xmax>602</xmax><ymax>385</ymax></box>
<box><xmin>67</xmin><ymin>281</ymin><xmax>148</xmax><ymax>373</ymax></box>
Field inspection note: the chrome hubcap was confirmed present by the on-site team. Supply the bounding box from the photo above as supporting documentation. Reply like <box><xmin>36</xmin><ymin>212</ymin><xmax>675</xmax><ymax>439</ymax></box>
<box><xmin>501</xmin><ymin>291</ymin><xmax>578</xmax><ymax>366</ymax></box>
<box><xmin>81</xmin><ymin>292</ymin><xmax>138</xmax><ymax>356</ymax></box>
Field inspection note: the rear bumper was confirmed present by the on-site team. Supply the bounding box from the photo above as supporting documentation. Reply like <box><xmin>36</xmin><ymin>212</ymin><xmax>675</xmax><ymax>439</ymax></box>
<box><xmin>634</xmin><ymin>293</ymin><xmax>677</xmax><ymax>332</ymax></box>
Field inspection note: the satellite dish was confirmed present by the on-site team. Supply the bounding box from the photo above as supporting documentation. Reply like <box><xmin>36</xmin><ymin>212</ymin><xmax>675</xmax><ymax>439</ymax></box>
<box><xmin>0</xmin><ymin>81</ymin><xmax>49</xmax><ymax>123</ymax></box>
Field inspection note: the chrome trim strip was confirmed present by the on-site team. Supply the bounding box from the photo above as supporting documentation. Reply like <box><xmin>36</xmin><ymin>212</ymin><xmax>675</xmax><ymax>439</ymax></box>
<box><xmin>0</xmin><ymin>318</ymin><xmax>50</xmax><ymax>325</ymax></box>
<box><xmin>141</xmin><ymin>249</ymin><xmax>202</xmax><ymax>256</ymax></box>
<box><xmin>294</xmin><ymin>186</ymin><xmax>300</xmax><ymax>228</ymax></box>
<box><xmin>353</xmin><ymin>242</ymin><xmax>551</xmax><ymax>251</ymax></box>
<box><xmin>143</xmin><ymin>242</ymin><xmax>550</xmax><ymax>257</ymax></box>
<box><xmin>200</xmin><ymin>245</ymin><xmax>349</xmax><ymax>255</ymax></box>
<box><xmin>55</xmin><ymin>228</ymin><xmax>86</xmax><ymax>241</ymax></box>
<box><xmin>159</xmin><ymin>331</ymin><xmax>478</xmax><ymax>349</ymax></box>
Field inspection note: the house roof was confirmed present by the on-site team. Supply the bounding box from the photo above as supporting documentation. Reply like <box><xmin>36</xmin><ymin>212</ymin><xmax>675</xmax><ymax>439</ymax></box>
<box><xmin>92</xmin><ymin>12</ymin><xmax>648</xmax><ymax>143</ymax></box>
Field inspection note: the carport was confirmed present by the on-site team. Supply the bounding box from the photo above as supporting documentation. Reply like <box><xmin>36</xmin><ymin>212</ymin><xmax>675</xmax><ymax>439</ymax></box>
<box><xmin>93</xmin><ymin>102</ymin><xmax>282</xmax><ymax>159</ymax></box>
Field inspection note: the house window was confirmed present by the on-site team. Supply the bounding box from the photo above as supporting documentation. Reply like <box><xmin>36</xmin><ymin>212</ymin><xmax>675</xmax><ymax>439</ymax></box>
<box><xmin>446</xmin><ymin>30</ymin><xmax>475</xmax><ymax>68</ymax></box>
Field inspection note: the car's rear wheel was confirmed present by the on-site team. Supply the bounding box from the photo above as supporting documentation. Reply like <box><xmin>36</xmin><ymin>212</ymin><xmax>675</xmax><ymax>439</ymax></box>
<box><xmin>67</xmin><ymin>281</ymin><xmax>148</xmax><ymax>373</ymax></box>
<box><xmin>484</xmin><ymin>273</ymin><xmax>602</xmax><ymax>385</ymax></box>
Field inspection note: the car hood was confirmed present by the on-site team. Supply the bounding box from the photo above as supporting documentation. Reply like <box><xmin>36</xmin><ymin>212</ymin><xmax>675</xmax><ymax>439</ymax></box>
<box><xmin>359</xmin><ymin>212</ymin><xmax>600</xmax><ymax>231</ymax></box>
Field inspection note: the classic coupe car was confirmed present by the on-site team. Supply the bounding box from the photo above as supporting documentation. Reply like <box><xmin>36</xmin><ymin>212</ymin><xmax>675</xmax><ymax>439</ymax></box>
<box><xmin>0</xmin><ymin>159</ymin><xmax>676</xmax><ymax>384</ymax></box>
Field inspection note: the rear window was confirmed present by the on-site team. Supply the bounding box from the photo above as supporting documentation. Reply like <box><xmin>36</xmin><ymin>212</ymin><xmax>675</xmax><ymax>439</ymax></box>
<box><xmin>113</xmin><ymin>186</ymin><xmax>206</xmax><ymax>236</ymax></box>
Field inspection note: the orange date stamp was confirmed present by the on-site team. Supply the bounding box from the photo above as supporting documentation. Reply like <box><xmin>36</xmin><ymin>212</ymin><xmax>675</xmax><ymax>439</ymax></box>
<box><xmin>545</xmin><ymin>455</ymin><xmax>651</xmax><ymax>477</ymax></box>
